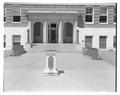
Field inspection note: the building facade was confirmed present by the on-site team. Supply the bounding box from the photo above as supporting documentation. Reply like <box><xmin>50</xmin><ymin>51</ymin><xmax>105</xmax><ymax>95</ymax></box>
<box><xmin>4</xmin><ymin>3</ymin><xmax>116</xmax><ymax>51</ymax></box>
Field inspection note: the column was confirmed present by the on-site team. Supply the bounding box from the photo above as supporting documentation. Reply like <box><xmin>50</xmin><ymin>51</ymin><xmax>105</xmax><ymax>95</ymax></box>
<box><xmin>73</xmin><ymin>21</ymin><xmax>77</xmax><ymax>43</ymax></box>
<box><xmin>43</xmin><ymin>21</ymin><xmax>47</xmax><ymax>43</ymax></box>
<box><xmin>28</xmin><ymin>21</ymin><xmax>32</xmax><ymax>43</ymax></box>
<box><xmin>58</xmin><ymin>21</ymin><xmax>62</xmax><ymax>43</ymax></box>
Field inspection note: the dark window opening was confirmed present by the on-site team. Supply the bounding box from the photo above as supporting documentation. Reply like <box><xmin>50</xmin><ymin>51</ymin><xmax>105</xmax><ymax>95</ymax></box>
<box><xmin>85</xmin><ymin>36</ymin><xmax>93</xmax><ymax>47</ymax></box>
<box><xmin>13</xmin><ymin>16</ymin><xmax>21</xmax><ymax>22</ymax></box>
<box><xmin>99</xmin><ymin>36</ymin><xmax>107</xmax><ymax>49</ymax></box>
<box><xmin>51</xmin><ymin>24</ymin><xmax>56</xmax><ymax>28</ymax></box>
<box><xmin>13</xmin><ymin>35</ymin><xmax>21</xmax><ymax>47</ymax></box>
<box><xmin>99</xmin><ymin>16</ymin><xmax>107</xmax><ymax>23</ymax></box>
<box><xmin>85</xmin><ymin>15</ymin><xmax>92</xmax><ymax>22</ymax></box>
<box><xmin>4</xmin><ymin>35</ymin><xmax>6</xmax><ymax>48</ymax></box>
<box><xmin>113</xmin><ymin>36</ymin><xmax>116</xmax><ymax>48</ymax></box>
<box><xmin>114</xmin><ymin>15</ymin><xmax>116</xmax><ymax>23</ymax></box>
<box><xmin>114</xmin><ymin>7</ymin><xmax>117</xmax><ymax>23</ymax></box>
<box><xmin>4</xmin><ymin>17</ymin><xmax>6</xmax><ymax>22</ymax></box>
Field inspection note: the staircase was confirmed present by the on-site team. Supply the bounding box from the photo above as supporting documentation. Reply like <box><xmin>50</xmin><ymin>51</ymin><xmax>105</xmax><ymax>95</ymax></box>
<box><xmin>27</xmin><ymin>43</ymin><xmax>82</xmax><ymax>53</ymax></box>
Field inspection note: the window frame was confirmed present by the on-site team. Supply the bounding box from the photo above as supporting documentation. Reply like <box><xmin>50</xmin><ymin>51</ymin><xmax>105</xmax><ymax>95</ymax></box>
<box><xmin>113</xmin><ymin>36</ymin><xmax>116</xmax><ymax>48</ymax></box>
<box><xmin>113</xmin><ymin>7</ymin><xmax>117</xmax><ymax>24</ymax></box>
<box><xmin>99</xmin><ymin>36</ymin><xmax>107</xmax><ymax>49</ymax></box>
<box><xmin>99</xmin><ymin>7</ymin><xmax>108</xmax><ymax>24</ymax></box>
<box><xmin>3</xmin><ymin>35</ymin><xmax>6</xmax><ymax>48</ymax></box>
<box><xmin>12</xmin><ymin>35</ymin><xmax>21</xmax><ymax>47</ymax></box>
<box><xmin>85</xmin><ymin>7</ymin><xmax>94</xmax><ymax>24</ymax></box>
<box><xmin>85</xmin><ymin>36</ymin><xmax>93</xmax><ymax>47</ymax></box>
<box><xmin>4</xmin><ymin>8</ymin><xmax>7</xmax><ymax>23</ymax></box>
<box><xmin>12</xmin><ymin>8</ymin><xmax>21</xmax><ymax>23</ymax></box>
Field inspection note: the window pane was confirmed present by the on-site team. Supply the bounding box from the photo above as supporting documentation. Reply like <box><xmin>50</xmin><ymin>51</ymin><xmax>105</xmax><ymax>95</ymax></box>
<box><xmin>4</xmin><ymin>42</ymin><xmax>6</xmax><ymax>48</ymax></box>
<box><xmin>13</xmin><ymin>42</ymin><xmax>21</xmax><ymax>46</ymax></box>
<box><xmin>114</xmin><ymin>7</ymin><xmax>116</xmax><ymax>14</ymax></box>
<box><xmin>113</xmin><ymin>36</ymin><xmax>116</xmax><ymax>48</ymax></box>
<box><xmin>114</xmin><ymin>15</ymin><xmax>116</xmax><ymax>23</ymax></box>
<box><xmin>85</xmin><ymin>15</ymin><xmax>92</xmax><ymax>22</ymax></box>
<box><xmin>4</xmin><ymin>17</ymin><xmax>6</xmax><ymax>22</ymax></box>
<box><xmin>4</xmin><ymin>35</ymin><xmax>6</xmax><ymax>48</ymax></box>
<box><xmin>4</xmin><ymin>35</ymin><xmax>6</xmax><ymax>41</ymax></box>
<box><xmin>51</xmin><ymin>24</ymin><xmax>56</xmax><ymax>28</ymax></box>
<box><xmin>100</xmin><ymin>7</ymin><xmax>107</xmax><ymax>14</ymax></box>
<box><xmin>13</xmin><ymin>16</ymin><xmax>20</xmax><ymax>22</ymax></box>
<box><xmin>99</xmin><ymin>36</ymin><xmax>107</xmax><ymax>49</ymax></box>
<box><xmin>13</xmin><ymin>35</ymin><xmax>20</xmax><ymax>42</ymax></box>
<box><xmin>99</xmin><ymin>16</ymin><xmax>107</xmax><ymax>23</ymax></box>
<box><xmin>85</xmin><ymin>36</ymin><xmax>92</xmax><ymax>47</ymax></box>
<box><xmin>86</xmin><ymin>7</ymin><xmax>93</xmax><ymax>14</ymax></box>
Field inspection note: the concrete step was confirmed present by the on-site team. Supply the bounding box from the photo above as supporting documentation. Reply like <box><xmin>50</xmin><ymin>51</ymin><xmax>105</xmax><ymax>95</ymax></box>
<box><xmin>27</xmin><ymin>43</ymin><xmax>82</xmax><ymax>53</ymax></box>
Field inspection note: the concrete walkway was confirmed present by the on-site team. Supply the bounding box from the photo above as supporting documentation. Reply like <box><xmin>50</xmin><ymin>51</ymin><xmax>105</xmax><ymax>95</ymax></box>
<box><xmin>4</xmin><ymin>52</ymin><xmax>115</xmax><ymax>92</ymax></box>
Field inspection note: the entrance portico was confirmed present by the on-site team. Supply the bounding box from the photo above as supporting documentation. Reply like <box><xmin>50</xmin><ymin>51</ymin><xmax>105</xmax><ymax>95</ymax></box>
<box><xmin>29</xmin><ymin>12</ymin><xmax>78</xmax><ymax>44</ymax></box>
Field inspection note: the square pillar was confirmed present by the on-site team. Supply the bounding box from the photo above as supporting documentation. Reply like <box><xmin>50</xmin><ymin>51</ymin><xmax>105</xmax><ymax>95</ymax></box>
<box><xmin>28</xmin><ymin>21</ymin><xmax>32</xmax><ymax>43</ymax></box>
<box><xmin>43</xmin><ymin>21</ymin><xmax>47</xmax><ymax>43</ymax></box>
<box><xmin>73</xmin><ymin>21</ymin><xmax>77</xmax><ymax>43</ymax></box>
<box><xmin>58</xmin><ymin>21</ymin><xmax>62</xmax><ymax>43</ymax></box>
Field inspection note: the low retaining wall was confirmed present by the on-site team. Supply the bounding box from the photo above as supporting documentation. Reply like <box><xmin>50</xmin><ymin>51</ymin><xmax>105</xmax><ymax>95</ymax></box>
<box><xmin>85</xmin><ymin>47</ymin><xmax>102</xmax><ymax>60</ymax></box>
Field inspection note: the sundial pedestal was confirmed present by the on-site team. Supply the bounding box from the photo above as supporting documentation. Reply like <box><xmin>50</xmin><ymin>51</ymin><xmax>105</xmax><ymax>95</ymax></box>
<box><xmin>43</xmin><ymin>52</ymin><xmax>58</xmax><ymax>76</ymax></box>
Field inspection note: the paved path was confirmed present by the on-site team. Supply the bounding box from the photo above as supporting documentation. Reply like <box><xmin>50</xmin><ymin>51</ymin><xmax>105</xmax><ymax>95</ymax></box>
<box><xmin>4</xmin><ymin>52</ymin><xmax>115</xmax><ymax>92</ymax></box>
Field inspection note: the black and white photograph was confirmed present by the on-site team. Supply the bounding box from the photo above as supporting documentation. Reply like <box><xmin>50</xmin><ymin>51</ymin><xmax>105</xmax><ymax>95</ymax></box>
<box><xmin>1</xmin><ymin>0</ymin><xmax>118</xmax><ymax>94</ymax></box>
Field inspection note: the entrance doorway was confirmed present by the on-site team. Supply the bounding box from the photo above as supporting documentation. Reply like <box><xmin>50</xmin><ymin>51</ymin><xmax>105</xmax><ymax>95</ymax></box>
<box><xmin>63</xmin><ymin>22</ymin><xmax>73</xmax><ymax>43</ymax></box>
<box><xmin>48</xmin><ymin>23</ymin><xmax>58</xmax><ymax>43</ymax></box>
<box><xmin>33</xmin><ymin>22</ymin><xmax>43</xmax><ymax>43</ymax></box>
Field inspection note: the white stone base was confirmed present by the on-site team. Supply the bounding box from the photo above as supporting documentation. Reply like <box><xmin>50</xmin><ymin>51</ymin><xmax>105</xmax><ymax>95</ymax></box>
<box><xmin>43</xmin><ymin>68</ymin><xmax>58</xmax><ymax>75</ymax></box>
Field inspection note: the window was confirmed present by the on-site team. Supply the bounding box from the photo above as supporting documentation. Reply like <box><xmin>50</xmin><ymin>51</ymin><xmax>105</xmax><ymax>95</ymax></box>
<box><xmin>113</xmin><ymin>36</ymin><xmax>116</xmax><ymax>48</ymax></box>
<box><xmin>4</xmin><ymin>35</ymin><xmax>6</xmax><ymax>48</ymax></box>
<box><xmin>85</xmin><ymin>36</ymin><xmax>93</xmax><ymax>47</ymax></box>
<box><xmin>99</xmin><ymin>7</ymin><xmax>107</xmax><ymax>23</ymax></box>
<box><xmin>4</xmin><ymin>8</ymin><xmax>6</xmax><ymax>22</ymax></box>
<box><xmin>85</xmin><ymin>7</ymin><xmax>93</xmax><ymax>23</ymax></box>
<box><xmin>99</xmin><ymin>36</ymin><xmax>107</xmax><ymax>49</ymax></box>
<box><xmin>13</xmin><ymin>16</ymin><xmax>21</xmax><ymax>22</ymax></box>
<box><xmin>114</xmin><ymin>7</ymin><xmax>117</xmax><ymax>23</ymax></box>
<box><xmin>13</xmin><ymin>35</ymin><xmax>21</xmax><ymax>47</ymax></box>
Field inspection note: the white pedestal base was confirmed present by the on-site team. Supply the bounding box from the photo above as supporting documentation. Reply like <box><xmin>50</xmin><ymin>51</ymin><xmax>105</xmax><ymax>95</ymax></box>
<box><xmin>43</xmin><ymin>68</ymin><xmax>58</xmax><ymax>75</ymax></box>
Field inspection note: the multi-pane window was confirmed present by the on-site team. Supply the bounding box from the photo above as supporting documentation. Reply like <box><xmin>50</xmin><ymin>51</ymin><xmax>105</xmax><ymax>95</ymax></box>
<box><xmin>4</xmin><ymin>8</ymin><xmax>6</xmax><ymax>22</ymax></box>
<box><xmin>85</xmin><ymin>7</ymin><xmax>93</xmax><ymax>23</ymax></box>
<box><xmin>113</xmin><ymin>36</ymin><xmax>116</xmax><ymax>48</ymax></box>
<box><xmin>4</xmin><ymin>35</ymin><xmax>6</xmax><ymax>48</ymax></box>
<box><xmin>114</xmin><ymin>7</ymin><xmax>117</xmax><ymax>23</ymax></box>
<box><xmin>85</xmin><ymin>36</ymin><xmax>93</xmax><ymax>47</ymax></box>
<box><xmin>99</xmin><ymin>36</ymin><xmax>107</xmax><ymax>49</ymax></box>
<box><xmin>13</xmin><ymin>35</ymin><xmax>21</xmax><ymax>47</ymax></box>
<box><xmin>99</xmin><ymin>7</ymin><xmax>107</xmax><ymax>23</ymax></box>
<box><xmin>13</xmin><ymin>16</ymin><xmax>21</xmax><ymax>22</ymax></box>
<box><xmin>13</xmin><ymin>7</ymin><xmax>21</xmax><ymax>22</ymax></box>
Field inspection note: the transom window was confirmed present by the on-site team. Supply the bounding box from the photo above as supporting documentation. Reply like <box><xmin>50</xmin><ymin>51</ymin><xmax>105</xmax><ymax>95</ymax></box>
<box><xmin>99</xmin><ymin>7</ymin><xmax>107</xmax><ymax>23</ymax></box>
<box><xmin>99</xmin><ymin>36</ymin><xmax>107</xmax><ymax>49</ymax></box>
<box><xmin>85</xmin><ymin>7</ymin><xmax>93</xmax><ymax>23</ymax></box>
